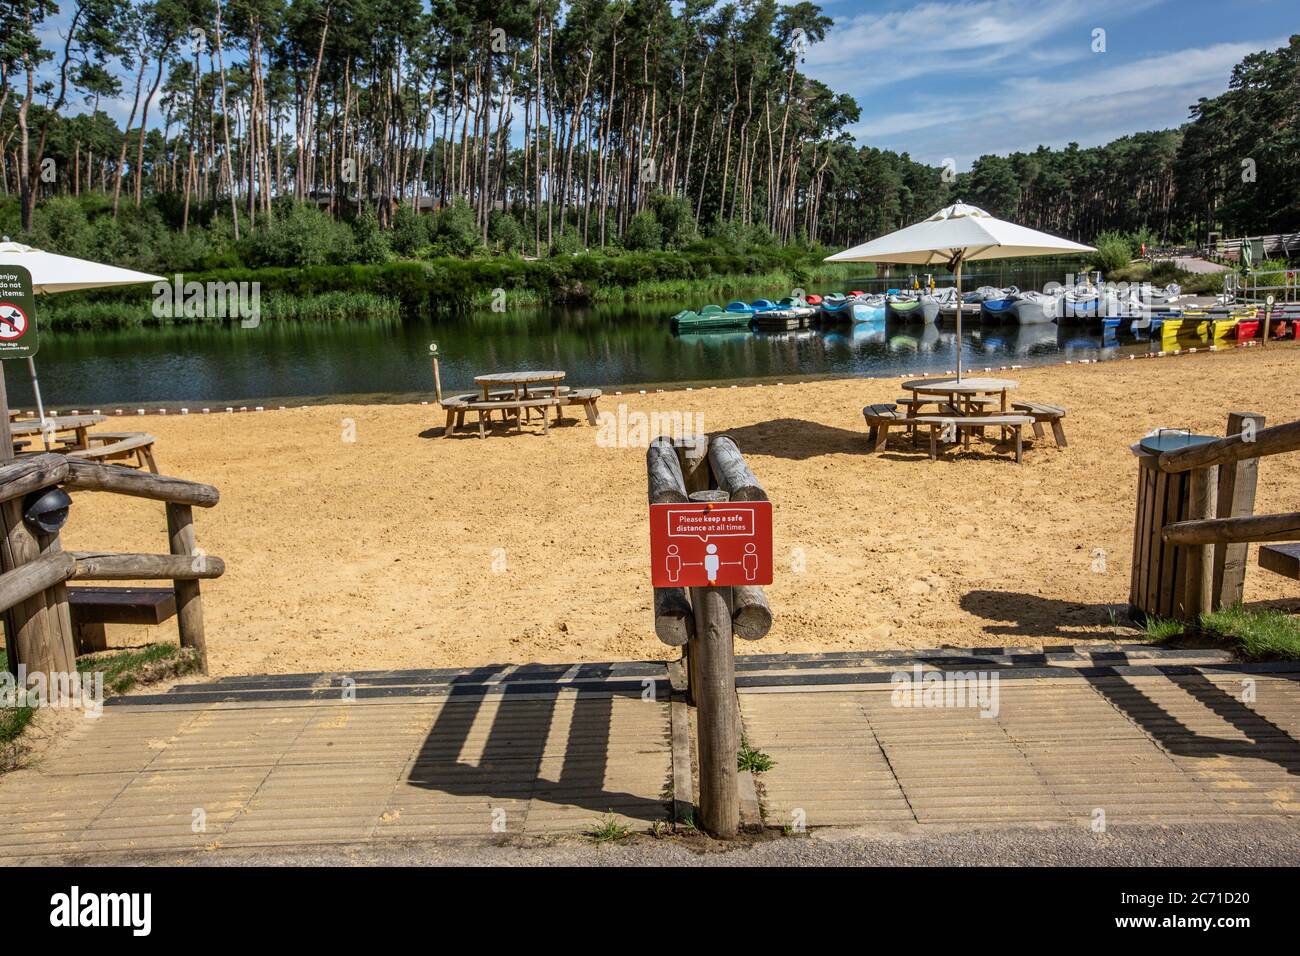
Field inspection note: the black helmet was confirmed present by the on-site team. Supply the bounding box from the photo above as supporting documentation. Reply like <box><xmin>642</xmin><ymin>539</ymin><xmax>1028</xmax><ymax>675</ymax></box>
<box><xmin>23</xmin><ymin>488</ymin><xmax>73</xmax><ymax>534</ymax></box>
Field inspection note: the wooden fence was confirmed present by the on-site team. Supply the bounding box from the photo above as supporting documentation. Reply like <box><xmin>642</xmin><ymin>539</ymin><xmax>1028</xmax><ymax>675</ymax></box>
<box><xmin>1130</xmin><ymin>414</ymin><xmax>1300</xmax><ymax>622</ymax></box>
<box><xmin>1205</xmin><ymin>232</ymin><xmax>1300</xmax><ymax>262</ymax></box>
<box><xmin>647</xmin><ymin>434</ymin><xmax>772</xmax><ymax>839</ymax></box>
<box><xmin>0</xmin><ymin>453</ymin><xmax>224</xmax><ymax>680</ymax></box>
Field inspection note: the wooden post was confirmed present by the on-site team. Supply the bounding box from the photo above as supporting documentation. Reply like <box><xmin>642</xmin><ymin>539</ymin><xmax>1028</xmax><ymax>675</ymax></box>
<box><xmin>1213</xmin><ymin>412</ymin><xmax>1264</xmax><ymax>609</ymax></box>
<box><xmin>166</xmin><ymin>502</ymin><xmax>209</xmax><ymax>673</ymax></box>
<box><xmin>0</xmin><ymin>502</ymin><xmax>77</xmax><ymax>681</ymax></box>
<box><xmin>688</xmin><ymin>487</ymin><xmax>740</xmax><ymax>840</ymax></box>
<box><xmin>1181</xmin><ymin>465</ymin><xmax>1218</xmax><ymax>619</ymax></box>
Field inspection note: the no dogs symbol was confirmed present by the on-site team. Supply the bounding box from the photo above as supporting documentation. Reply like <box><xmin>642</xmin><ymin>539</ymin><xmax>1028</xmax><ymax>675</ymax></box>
<box><xmin>0</xmin><ymin>303</ymin><xmax>29</xmax><ymax>341</ymax></box>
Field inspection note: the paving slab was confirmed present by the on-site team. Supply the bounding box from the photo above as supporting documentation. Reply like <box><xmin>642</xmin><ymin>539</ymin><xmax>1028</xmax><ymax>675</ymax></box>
<box><xmin>1</xmin><ymin>647</ymin><xmax>1296</xmax><ymax>860</ymax></box>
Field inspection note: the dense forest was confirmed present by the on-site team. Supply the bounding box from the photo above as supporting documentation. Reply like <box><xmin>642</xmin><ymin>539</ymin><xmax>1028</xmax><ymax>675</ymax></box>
<box><xmin>1</xmin><ymin>0</ymin><xmax>1296</xmax><ymax>273</ymax></box>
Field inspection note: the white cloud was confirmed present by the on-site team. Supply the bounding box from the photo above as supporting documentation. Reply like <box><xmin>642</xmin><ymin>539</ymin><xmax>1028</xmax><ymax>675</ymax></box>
<box><xmin>807</xmin><ymin>0</ymin><xmax>1159</xmax><ymax>83</ymax></box>
<box><xmin>853</xmin><ymin>37</ymin><xmax>1283</xmax><ymax>168</ymax></box>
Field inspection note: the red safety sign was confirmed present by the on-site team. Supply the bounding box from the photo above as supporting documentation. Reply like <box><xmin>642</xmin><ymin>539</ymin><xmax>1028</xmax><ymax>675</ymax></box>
<box><xmin>649</xmin><ymin>500</ymin><xmax>772</xmax><ymax>587</ymax></box>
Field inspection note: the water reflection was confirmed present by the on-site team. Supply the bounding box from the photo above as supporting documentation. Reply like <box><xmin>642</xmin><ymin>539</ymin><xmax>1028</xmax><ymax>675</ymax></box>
<box><xmin>20</xmin><ymin>301</ymin><xmax>1225</xmax><ymax>407</ymax></box>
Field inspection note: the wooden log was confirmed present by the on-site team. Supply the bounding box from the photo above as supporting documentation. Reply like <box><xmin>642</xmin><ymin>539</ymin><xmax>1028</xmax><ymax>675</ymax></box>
<box><xmin>1180</xmin><ymin>466</ymin><xmax>1217</xmax><ymax>618</ymax></box>
<box><xmin>708</xmin><ymin>436</ymin><xmax>768</xmax><ymax>501</ymax></box>
<box><xmin>167</xmin><ymin>502</ymin><xmax>209</xmax><ymax>673</ymax></box>
<box><xmin>676</xmin><ymin>439</ymin><xmax>712</xmax><ymax>496</ymax></box>
<box><xmin>1163</xmin><ymin>510</ymin><xmax>1300</xmax><ymax>546</ymax></box>
<box><xmin>731</xmin><ymin>585</ymin><xmax>772</xmax><ymax>640</ymax></box>
<box><xmin>38</xmin><ymin>531</ymin><xmax>77</xmax><ymax>669</ymax></box>
<box><xmin>69</xmin><ymin>551</ymin><xmax>226</xmax><ymax>580</ymax></box>
<box><xmin>1213</xmin><ymin>412</ymin><xmax>1264</xmax><ymax>609</ymax></box>
<box><xmin>0</xmin><ymin>454</ymin><xmax>69</xmax><ymax>504</ymax></box>
<box><xmin>688</xmin><ymin>489</ymin><xmax>730</xmax><ymax>503</ymax></box>
<box><xmin>0</xmin><ymin>551</ymin><xmax>75</xmax><ymax>614</ymax></box>
<box><xmin>649</xmin><ymin>437</ymin><xmax>691</xmax><ymax>649</ymax></box>
<box><xmin>1158</xmin><ymin>418</ymin><xmax>1300</xmax><ymax>473</ymax></box>
<box><xmin>653</xmin><ymin>587</ymin><xmax>694</xmax><ymax>647</ymax></box>
<box><xmin>689</xmin><ymin>582</ymin><xmax>739</xmax><ymax>839</ymax></box>
<box><xmin>0</xmin><ymin>500</ymin><xmax>77</xmax><ymax>678</ymax></box>
<box><xmin>62</xmin><ymin>459</ymin><xmax>220</xmax><ymax>508</ymax></box>
<box><xmin>647</xmin><ymin>436</ymin><xmax>688</xmax><ymax>504</ymax></box>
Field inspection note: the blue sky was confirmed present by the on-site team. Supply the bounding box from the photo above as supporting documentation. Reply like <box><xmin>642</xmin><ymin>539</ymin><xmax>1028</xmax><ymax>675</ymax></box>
<box><xmin>803</xmin><ymin>0</ymin><xmax>1294</xmax><ymax>167</ymax></box>
<box><xmin>37</xmin><ymin>0</ymin><xmax>1294</xmax><ymax>170</ymax></box>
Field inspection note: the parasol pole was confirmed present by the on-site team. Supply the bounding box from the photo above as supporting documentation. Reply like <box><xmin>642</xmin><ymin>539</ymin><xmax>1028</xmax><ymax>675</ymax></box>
<box><xmin>953</xmin><ymin>251</ymin><xmax>964</xmax><ymax>382</ymax></box>
<box><xmin>0</xmin><ymin>362</ymin><xmax>11</xmax><ymax>464</ymax></box>
<box><xmin>27</xmin><ymin>356</ymin><xmax>49</xmax><ymax>449</ymax></box>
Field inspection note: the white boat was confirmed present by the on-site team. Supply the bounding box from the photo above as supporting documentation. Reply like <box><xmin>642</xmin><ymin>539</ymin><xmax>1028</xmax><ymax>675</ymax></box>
<box><xmin>1010</xmin><ymin>290</ymin><xmax>1060</xmax><ymax>325</ymax></box>
<box><xmin>1062</xmin><ymin>287</ymin><xmax>1101</xmax><ymax>320</ymax></box>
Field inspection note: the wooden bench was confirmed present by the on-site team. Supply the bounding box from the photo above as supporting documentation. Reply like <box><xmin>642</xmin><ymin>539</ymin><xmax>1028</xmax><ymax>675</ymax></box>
<box><xmin>562</xmin><ymin>387</ymin><xmax>602</xmax><ymax>425</ymax></box>
<box><xmin>1011</xmin><ymin>401</ymin><xmax>1068</xmax><ymax>447</ymax></box>
<box><xmin>457</xmin><ymin>397</ymin><xmax>563</xmax><ymax>437</ymax></box>
<box><xmin>912</xmin><ymin>414</ymin><xmax>1035</xmax><ymax>463</ymax></box>
<box><xmin>896</xmin><ymin>394</ymin><xmax>995</xmax><ymax>414</ymax></box>
<box><xmin>862</xmin><ymin>403</ymin><xmax>911</xmax><ymax>452</ymax></box>
<box><xmin>65</xmin><ymin>432</ymin><xmax>159</xmax><ymax>473</ymax></box>
<box><xmin>1260</xmin><ymin>543</ymin><xmax>1300</xmax><ymax>580</ymax></box>
<box><xmin>68</xmin><ymin>585</ymin><xmax>177</xmax><ymax>653</ymax></box>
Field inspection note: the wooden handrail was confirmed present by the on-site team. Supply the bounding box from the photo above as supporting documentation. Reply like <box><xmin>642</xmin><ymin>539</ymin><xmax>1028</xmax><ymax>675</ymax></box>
<box><xmin>62</xmin><ymin>459</ymin><xmax>220</xmax><ymax>507</ymax></box>
<box><xmin>1163</xmin><ymin>511</ymin><xmax>1300</xmax><ymax>546</ymax></box>
<box><xmin>0</xmin><ymin>454</ymin><xmax>69</xmax><ymax>504</ymax></box>
<box><xmin>0</xmin><ymin>551</ymin><xmax>76</xmax><ymax>615</ymax></box>
<box><xmin>69</xmin><ymin>551</ymin><xmax>226</xmax><ymax>581</ymax></box>
<box><xmin>1158</xmin><ymin>419</ymin><xmax>1300</xmax><ymax>473</ymax></box>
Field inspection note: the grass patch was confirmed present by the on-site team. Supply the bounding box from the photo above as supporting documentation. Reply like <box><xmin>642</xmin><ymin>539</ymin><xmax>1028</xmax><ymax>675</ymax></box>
<box><xmin>76</xmin><ymin>643</ymin><xmax>202</xmax><ymax>696</ymax></box>
<box><xmin>1144</xmin><ymin>606</ymin><xmax>1300</xmax><ymax>661</ymax></box>
<box><xmin>1142</xmin><ymin>616</ymin><xmax>1188</xmax><ymax>642</ymax></box>
<box><xmin>587</xmin><ymin>813</ymin><xmax>632</xmax><ymax>843</ymax></box>
<box><xmin>0</xmin><ymin>705</ymin><xmax>35</xmax><ymax>772</ymax></box>
<box><xmin>1200</xmin><ymin>606</ymin><xmax>1300</xmax><ymax>662</ymax></box>
<box><xmin>737</xmin><ymin>739</ymin><xmax>775</xmax><ymax>774</ymax></box>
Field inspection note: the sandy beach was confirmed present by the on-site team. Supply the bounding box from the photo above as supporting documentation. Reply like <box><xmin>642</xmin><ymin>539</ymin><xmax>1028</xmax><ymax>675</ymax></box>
<box><xmin>36</xmin><ymin>343</ymin><xmax>1300</xmax><ymax>677</ymax></box>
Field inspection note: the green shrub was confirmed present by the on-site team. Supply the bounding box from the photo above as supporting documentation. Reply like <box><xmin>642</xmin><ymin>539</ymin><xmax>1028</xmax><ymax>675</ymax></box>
<box><xmin>622</xmin><ymin>210</ymin><xmax>663</xmax><ymax>251</ymax></box>
<box><xmin>1089</xmin><ymin>231</ymin><xmax>1134</xmax><ymax>274</ymax></box>
<box><xmin>432</xmin><ymin>197</ymin><xmax>482</xmax><ymax>257</ymax></box>
<box><xmin>389</xmin><ymin>204</ymin><xmax>430</xmax><ymax>256</ymax></box>
<box><xmin>546</xmin><ymin>225</ymin><xmax>582</xmax><ymax>257</ymax></box>
<box><xmin>488</xmin><ymin>211</ymin><xmax>525</xmax><ymax>255</ymax></box>
<box><xmin>647</xmin><ymin>192</ymin><xmax>699</xmax><ymax>250</ymax></box>
<box><xmin>351</xmin><ymin>203</ymin><xmax>390</xmax><ymax>264</ymax></box>
<box><xmin>246</xmin><ymin>201</ymin><xmax>353</xmax><ymax>267</ymax></box>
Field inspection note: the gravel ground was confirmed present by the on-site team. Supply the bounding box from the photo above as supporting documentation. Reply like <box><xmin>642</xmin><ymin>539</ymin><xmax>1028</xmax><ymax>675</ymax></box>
<box><xmin>35</xmin><ymin>819</ymin><xmax>1300</xmax><ymax>867</ymax></box>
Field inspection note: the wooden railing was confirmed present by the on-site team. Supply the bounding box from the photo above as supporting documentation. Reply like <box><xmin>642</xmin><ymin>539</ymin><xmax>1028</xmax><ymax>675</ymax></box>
<box><xmin>1130</xmin><ymin>414</ymin><xmax>1298</xmax><ymax>622</ymax></box>
<box><xmin>1205</xmin><ymin>232</ymin><xmax>1300</xmax><ymax>262</ymax></box>
<box><xmin>0</xmin><ymin>453</ymin><xmax>223</xmax><ymax>677</ymax></box>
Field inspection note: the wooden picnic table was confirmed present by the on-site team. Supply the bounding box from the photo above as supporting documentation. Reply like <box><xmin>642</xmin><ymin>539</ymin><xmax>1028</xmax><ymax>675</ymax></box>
<box><xmin>473</xmin><ymin>370</ymin><xmax>566</xmax><ymax>400</ymax></box>
<box><xmin>901</xmin><ymin>376</ymin><xmax>1019</xmax><ymax>416</ymax></box>
<box><xmin>9</xmin><ymin>413</ymin><xmax>108</xmax><ymax>450</ymax></box>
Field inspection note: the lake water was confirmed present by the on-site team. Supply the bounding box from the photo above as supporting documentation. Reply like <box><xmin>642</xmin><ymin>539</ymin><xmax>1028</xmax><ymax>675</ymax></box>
<box><xmin>12</xmin><ymin>304</ymin><xmax>1190</xmax><ymax>408</ymax></box>
<box><xmin>13</xmin><ymin>264</ymin><xmax>1187</xmax><ymax>407</ymax></box>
